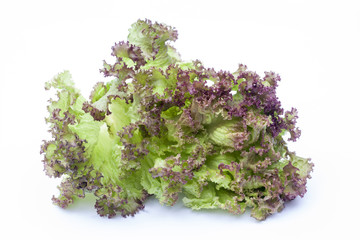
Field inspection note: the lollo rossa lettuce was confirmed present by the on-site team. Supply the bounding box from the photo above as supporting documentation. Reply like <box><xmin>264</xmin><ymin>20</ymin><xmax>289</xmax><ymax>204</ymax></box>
<box><xmin>41</xmin><ymin>19</ymin><xmax>313</xmax><ymax>220</ymax></box>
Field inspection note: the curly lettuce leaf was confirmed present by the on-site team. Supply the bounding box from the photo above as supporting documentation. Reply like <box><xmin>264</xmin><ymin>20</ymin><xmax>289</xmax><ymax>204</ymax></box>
<box><xmin>42</xmin><ymin>19</ymin><xmax>313</xmax><ymax>221</ymax></box>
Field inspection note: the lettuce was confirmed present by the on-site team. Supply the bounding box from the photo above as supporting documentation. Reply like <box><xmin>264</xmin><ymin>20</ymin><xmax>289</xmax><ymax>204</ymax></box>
<box><xmin>41</xmin><ymin>19</ymin><xmax>313</xmax><ymax>220</ymax></box>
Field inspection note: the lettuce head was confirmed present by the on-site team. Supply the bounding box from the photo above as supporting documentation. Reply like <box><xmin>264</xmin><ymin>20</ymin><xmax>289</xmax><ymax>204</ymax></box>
<box><xmin>41</xmin><ymin>19</ymin><xmax>313</xmax><ymax>220</ymax></box>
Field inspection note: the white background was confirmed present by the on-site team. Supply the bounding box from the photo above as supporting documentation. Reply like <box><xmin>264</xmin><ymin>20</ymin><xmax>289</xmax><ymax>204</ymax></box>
<box><xmin>1</xmin><ymin>0</ymin><xmax>359</xmax><ymax>239</ymax></box>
